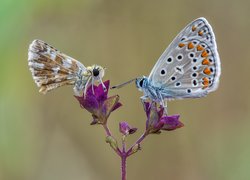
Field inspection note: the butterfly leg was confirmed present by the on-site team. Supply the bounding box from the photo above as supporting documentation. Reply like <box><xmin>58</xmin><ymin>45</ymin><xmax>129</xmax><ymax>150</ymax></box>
<box><xmin>91</xmin><ymin>77</ymin><xmax>95</xmax><ymax>95</ymax></box>
<box><xmin>83</xmin><ymin>77</ymin><xmax>92</xmax><ymax>98</ymax></box>
<box><xmin>159</xmin><ymin>93</ymin><xmax>168</xmax><ymax>115</ymax></box>
<box><xmin>99</xmin><ymin>77</ymin><xmax>107</xmax><ymax>92</ymax></box>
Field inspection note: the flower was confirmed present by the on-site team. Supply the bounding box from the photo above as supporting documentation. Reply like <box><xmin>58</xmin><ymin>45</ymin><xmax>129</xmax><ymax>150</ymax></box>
<box><xmin>119</xmin><ymin>121</ymin><xmax>137</xmax><ymax>136</ymax></box>
<box><xmin>144</xmin><ymin>102</ymin><xmax>184</xmax><ymax>134</ymax></box>
<box><xmin>75</xmin><ymin>80</ymin><xmax>122</xmax><ymax>125</ymax></box>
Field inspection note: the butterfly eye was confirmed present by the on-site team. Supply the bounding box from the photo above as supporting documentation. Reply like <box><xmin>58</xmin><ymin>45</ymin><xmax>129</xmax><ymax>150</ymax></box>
<box><xmin>93</xmin><ymin>68</ymin><xmax>99</xmax><ymax>77</ymax></box>
<box><xmin>139</xmin><ymin>79</ymin><xmax>144</xmax><ymax>87</ymax></box>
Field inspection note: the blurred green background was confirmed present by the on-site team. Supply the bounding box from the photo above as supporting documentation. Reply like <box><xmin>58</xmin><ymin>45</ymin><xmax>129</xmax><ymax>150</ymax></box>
<box><xmin>0</xmin><ymin>0</ymin><xmax>249</xmax><ymax>179</ymax></box>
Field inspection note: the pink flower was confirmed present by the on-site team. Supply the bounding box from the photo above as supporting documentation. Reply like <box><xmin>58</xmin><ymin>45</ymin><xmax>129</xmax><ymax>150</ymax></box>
<box><xmin>144</xmin><ymin>102</ymin><xmax>184</xmax><ymax>134</ymax></box>
<box><xmin>119</xmin><ymin>122</ymin><xmax>137</xmax><ymax>136</ymax></box>
<box><xmin>75</xmin><ymin>80</ymin><xmax>122</xmax><ymax>125</ymax></box>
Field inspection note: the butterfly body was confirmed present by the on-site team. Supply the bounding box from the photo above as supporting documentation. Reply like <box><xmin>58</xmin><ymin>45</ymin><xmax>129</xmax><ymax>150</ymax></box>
<box><xmin>134</xmin><ymin>17</ymin><xmax>221</xmax><ymax>111</ymax></box>
<box><xmin>28</xmin><ymin>39</ymin><xmax>106</xmax><ymax>95</ymax></box>
<box><xmin>136</xmin><ymin>76</ymin><xmax>208</xmax><ymax>102</ymax></box>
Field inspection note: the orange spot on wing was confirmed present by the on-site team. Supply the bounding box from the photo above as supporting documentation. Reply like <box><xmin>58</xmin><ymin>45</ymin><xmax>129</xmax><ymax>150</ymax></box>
<box><xmin>188</xmin><ymin>42</ymin><xmax>194</xmax><ymax>49</ymax></box>
<box><xmin>203</xmin><ymin>67</ymin><xmax>211</xmax><ymax>75</ymax></box>
<box><xmin>202</xmin><ymin>77</ymin><xmax>209</xmax><ymax>89</ymax></box>
<box><xmin>178</xmin><ymin>43</ymin><xmax>185</xmax><ymax>48</ymax></box>
<box><xmin>201</xmin><ymin>50</ymin><xmax>208</xmax><ymax>57</ymax></box>
<box><xmin>197</xmin><ymin>45</ymin><xmax>204</xmax><ymax>51</ymax></box>
<box><xmin>202</xmin><ymin>59</ymin><xmax>210</xmax><ymax>65</ymax></box>
<box><xmin>198</xmin><ymin>30</ymin><xmax>203</xmax><ymax>36</ymax></box>
<box><xmin>192</xmin><ymin>26</ymin><xmax>197</xmax><ymax>31</ymax></box>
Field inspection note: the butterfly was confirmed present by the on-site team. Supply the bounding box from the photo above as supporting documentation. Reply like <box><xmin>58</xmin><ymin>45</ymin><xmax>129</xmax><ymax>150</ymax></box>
<box><xmin>28</xmin><ymin>39</ymin><xmax>106</xmax><ymax>96</ymax></box>
<box><xmin>112</xmin><ymin>17</ymin><xmax>221</xmax><ymax>113</ymax></box>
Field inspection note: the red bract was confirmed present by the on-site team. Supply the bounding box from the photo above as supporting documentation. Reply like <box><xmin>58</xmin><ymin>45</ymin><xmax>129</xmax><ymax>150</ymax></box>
<box><xmin>75</xmin><ymin>80</ymin><xmax>122</xmax><ymax>125</ymax></box>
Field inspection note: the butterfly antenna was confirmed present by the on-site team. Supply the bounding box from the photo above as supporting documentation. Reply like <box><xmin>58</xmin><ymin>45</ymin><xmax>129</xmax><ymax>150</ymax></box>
<box><xmin>111</xmin><ymin>78</ymin><xmax>137</xmax><ymax>89</ymax></box>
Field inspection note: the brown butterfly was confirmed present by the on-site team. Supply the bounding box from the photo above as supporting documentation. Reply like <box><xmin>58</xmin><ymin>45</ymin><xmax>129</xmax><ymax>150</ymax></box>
<box><xmin>28</xmin><ymin>39</ymin><xmax>106</xmax><ymax>95</ymax></box>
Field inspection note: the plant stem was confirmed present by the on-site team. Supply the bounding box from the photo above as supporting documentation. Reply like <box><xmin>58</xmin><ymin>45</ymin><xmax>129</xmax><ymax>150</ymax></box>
<box><xmin>127</xmin><ymin>132</ymin><xmax>147</xmax><ymax>156</ymax></box>
<box><xmin>103</xmin><ymin>124</ymin><xmax>122</xmax><ymax>156</ymax></box>
<box><xmin>103</xmin><ymin>124</ymin><xmax>112</xmax><ymax>136</ymax></box>
<box><xmin>121</xmin><ymin>153</ymin><xmax>127</xmax><ymax>180</ymax></box>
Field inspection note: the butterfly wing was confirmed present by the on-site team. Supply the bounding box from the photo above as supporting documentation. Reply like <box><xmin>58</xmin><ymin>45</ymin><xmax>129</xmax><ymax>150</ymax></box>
<box><xmin>148</xmin><ymin>17</ymin><xmax>221</xmax><ymax>99</ymax></box>
<box><xmin>28</xmin><ymin>39</ymin><xmax>86</xmax><ymax>94</ymax></box>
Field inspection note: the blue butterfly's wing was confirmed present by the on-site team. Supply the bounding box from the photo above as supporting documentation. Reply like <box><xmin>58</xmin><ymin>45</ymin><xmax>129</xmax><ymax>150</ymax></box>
<box><xmin>148</xmin><ymin>17</ymin><xmax>221</xmax><ymax>99</ymax></box>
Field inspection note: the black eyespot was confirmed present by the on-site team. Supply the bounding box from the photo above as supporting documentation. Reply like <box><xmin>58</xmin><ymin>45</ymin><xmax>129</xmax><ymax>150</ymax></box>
<box><xmin>175</xmin><ymin>66</ymin><xmax>183</xmax><ymax>73</ymax></box>
<box><xmin>187</xmin><ymin>89</ymin><xmax>191</xmax><ymax>93</ymax></box>
<box><xmin>192</xmin><ymin>73</ymin><xmax>197</xmax><ymax>77</ymax></box>
<box><xmin>181</xmin><ymin>37</ymin><xmax>186</xmax><ymax>41</ymax></box>
<box><xmin>201</xmin><ymin>44</ymin><xmax>206</xmax><ymax>48</ymax></box>
<box><xmin>192</xmin><ymin>79</ymin><xmax>198</xmax><ymax>86</ymax></box>
<box><xmin>210</xmin><ymin>67</ymin><xmax>214</xmax><ymax>73</ymax></box>
<box><xmin>161</xmin><ymin>69</ymin><xmax>166</xmax><ymax>75</ymax></box>
<box><xmin>171</xmin><ymin>76</ymin><xmax>176</xmax><ymax>81</ymax></box>
<box><xmin>209</xmin><ymin>58</ymin><xmax>213</xmax><ymax>63</ymax></box>
<box><xmin>206</xmin><ymin>49</ymin><xmax>210</xmax><ymax>53</ymax></box>
<box><xmin>189</xmin><ymin>53</ymin><xmax>194</xmax><ymax>58</ymax></box>
<box><xmin>176</xmin><ymin>82</ymin><xmax>181</xmax><ymax>87</ymax></box>
<box><xmin>193</xmin><ymin>40</ymin><xmax>198</xmax><ymax>44</ymax></box>
<box><xmin>139</xmin><ymin>79</ymin><xmax>144</xmax><ymax>87</ymax></box>
<box><xmin>177</xmin><ymin>54</ymin><xmax>183</xmax><ymax>60</ymax></box>
<box><xmin>193</xmin><ymin>58</ymin><xmax>197</xmax><ymax>63</ymax></box>
<box><xmin>167</xmin><ymin>57</ymin><xmax>172</xmax><ymax>63</ymax></box>
<box><xmin>93</xmin><ymin>68</ymin><xmax>99</xmax><ymax>76</ymax></box>
<box><xmin>193</xmin><ymin>66</ymin><xmax>197</xmax><ymax>70</ymax></box>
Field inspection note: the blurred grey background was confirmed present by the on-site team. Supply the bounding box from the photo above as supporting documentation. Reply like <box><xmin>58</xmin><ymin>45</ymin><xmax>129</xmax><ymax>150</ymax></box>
<box><xmin>0</xmin><ymin>0</ymin><xmax>250</xmax><ymax>179</ymax></box>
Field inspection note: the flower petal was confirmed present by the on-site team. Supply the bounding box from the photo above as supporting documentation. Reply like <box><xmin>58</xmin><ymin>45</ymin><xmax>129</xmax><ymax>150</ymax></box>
<box><xmin>161</xmin><ymin>115</ymin><xmax>184</xmax><ymax>131</ymax></box>
<box><xmin>112</xmin><ymin>102</ymin><xmax>122</xmax><ymax>112</ymax></box>
<box><xmin>75</xmin><ymin>95</ymin><xmax>99</xmax><ymax>112</ymax></box>
<box><xmin>144</xmin><ymin>102</ymin><xmax>151</xmax><ymax>117</ymax></box>
<box><xmin>119</xmin><ymin>121</ymin><xmax>137</xmax><ymax>135</ymax></box>
<box><xmin>102</xmin><ymin>95</ymin><xmax>120</xmax><ymax>118</ymax></box>
<box><xmin>95</xmin><ymin>80</ymin><xmax>110</xmax><ymax>103</ymax></box>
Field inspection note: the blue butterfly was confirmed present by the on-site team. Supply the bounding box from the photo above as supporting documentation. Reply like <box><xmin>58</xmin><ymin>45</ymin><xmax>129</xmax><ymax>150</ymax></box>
<box><xmin>112</xmin><ymin>17</ymin><xmax>221</xmax><ymax>114</ymax></box>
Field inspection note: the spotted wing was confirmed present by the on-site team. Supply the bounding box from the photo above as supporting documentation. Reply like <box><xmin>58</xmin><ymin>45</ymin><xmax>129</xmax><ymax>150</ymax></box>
<box><xmin>28</xmin><ymin>39</ymin><xmax>86</xmax><ymax>94</ymax></box>
<box><xmin>148</xmin><ymin>17</ymin><xmax>221</xmax><ymax>99</ymax></box>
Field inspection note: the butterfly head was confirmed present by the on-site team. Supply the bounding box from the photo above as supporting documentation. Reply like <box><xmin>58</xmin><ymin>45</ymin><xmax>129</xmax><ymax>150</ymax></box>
<box><xmin>86</xmin><ymin>65</ymin><xmax>105</xmax><ymax>80</ymax></box>
<box><xmin>135</xmin><ymin>76</ymin><xmax>148</xmax><ymax>91</ymax></box>
<box><xmin>85</xmin><ymin>65</ymin><xmax>106</xmax><ymax>91</ymax></box>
